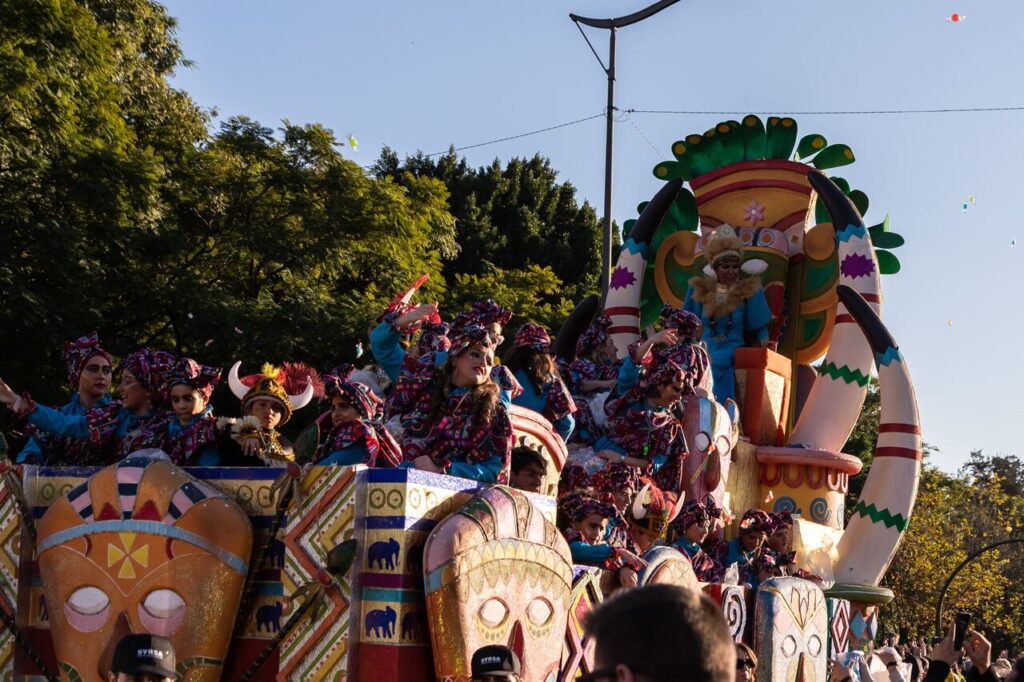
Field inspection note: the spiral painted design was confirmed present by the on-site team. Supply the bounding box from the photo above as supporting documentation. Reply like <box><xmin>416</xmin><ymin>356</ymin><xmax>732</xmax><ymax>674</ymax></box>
<box><xmin>773</xmin><ymin>496</ymin><xmax>798</xmax><ymax>515</ymax></box>
<box><xmin>722</xmin><ymin>589</ymin><xmax>746</xmax><ymax>642</ymax></box>
<box><xmin>810</xmin><ymin>497</ymin><xmax>831</xmax><ymax>524</ymax></box>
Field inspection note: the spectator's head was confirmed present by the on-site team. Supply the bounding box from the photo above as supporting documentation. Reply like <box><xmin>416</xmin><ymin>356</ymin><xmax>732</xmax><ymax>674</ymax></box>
<box><xmin>471</xmin><ymin>644</ymin><xmax>522</xmax><ymax>681</ymax></box>
<box><xmin>1006</xmin><ymin>656</ymin><xmax>1024</xmax><ymax>682</ymax></box>
<box><xmin>582</xmin><ymin>584</ymin><xmax>735</xmax><ymax>682</ymax></box>
<box><xmin>108</xmin><ymin>633</ymin><xmax>175</xmax><ymax>682</ymax></box>
<box><xmin>735</xmin><ymin>642</ymin><xmax>757</xmax><ymax>682</ymax></box>
<box><xmin>510</xmin><ymin>446</ymin><xmax>547</xmax><ymax>493</ymax></box>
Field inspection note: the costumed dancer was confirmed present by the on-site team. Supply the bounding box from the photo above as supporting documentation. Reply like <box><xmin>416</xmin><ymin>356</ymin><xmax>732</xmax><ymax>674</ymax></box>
<box><xmin>590</xmin><ymin>465</ymin><xmax>643</xmax><ymax>554</ymax></box>
<box><xmin>656</xmin><ymin>305</ymin><xmax>711</xmax><ymax>399</ymax></box>
<box><xmin>368</xmin><ymin>281</ymin><xmax>446</xmax><ymax>385</ymax></box>
<box><xmin>625</xmin><ymin>481</ymin><xmax>683</xmax><ymax>554</ymax></box>
<box><xmin>0</xmin><ymin>343</ymin><xmax>177</xmax><ymax>463</ymax></box>
<box><xmin>503</xmin><ymin>323</ymin><xmax>576</xmax><ymax>442</ymax></box>
<box><xmin>767</xmin><ymin>510</ymin><xmax>793</xmax><ymax>554</ymax></box>
<box><xmin>150</xmin><ymin>358</ymin><xmax>222</xmax><ymax>466</ymax></box>
<box><xmin>387</xmin><ymin>324</ymin><xmax>520</xmax><ymax>483</ymax></box>
<box><xmin>594</xmin><ymin>328</ymin><xmax>689</xmax><ymax>494</ymax></box>
<box><xmin>670</xmin><ymin>499</ymin><xmax>725</xmax><ymax>583</ymax></box>
<box><xmin>748</xmin><ymin>551</ymin><xmax>795</xmax><ymax>589</ymax></box>
<box><xmin>221</xmin><ymin>361</ymin><xmax>320</xmax><ymax>466</ymax></box>
<box><xmin>2</xmin><ymin>332</ymin><xmax>121</xmax><ymax>465</ymax></box>
<box><xmin>565</xmin><ymin>314</ymin><xmax>620</xmax><ymax>444</ymax></box>
<box><xmin>720</xmin><ymin>509</ymin><xmax>773</xmax><ymax>585</ymax></box>
<box><xmin>315</xmin><ymin>366</ymin><xmax>402</xmax><ymax>467</ymax></box>
<box><xmin>558</xmin><ymin>491</ymin><xmax>644</xmax><ymax>588</ymax></box>
<box><xmin>683</xmin><ymin>224</ymin><xmax>773</xmax><ymax>403</ymax></box>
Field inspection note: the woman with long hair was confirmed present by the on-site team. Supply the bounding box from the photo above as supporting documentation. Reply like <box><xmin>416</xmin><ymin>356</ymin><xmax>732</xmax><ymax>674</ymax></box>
<box><xmin>564</xmin><ymin>315</ymin><xmax>620</xmax><ymax>444</ymax></box>
<box><xmin>387</xmin><ymin>324</ymin><xmax>519</xmax><ymax>483</ymax></box>
<box><xmin>503</xmin><ymin>323</ymin><xmax>576</xmax><ymax>441</ymax></box>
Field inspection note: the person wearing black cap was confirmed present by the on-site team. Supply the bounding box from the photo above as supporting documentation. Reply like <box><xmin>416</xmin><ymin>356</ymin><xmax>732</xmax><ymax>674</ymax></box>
<box><xmin>108</xmin><ymin>633</ymin><xmax>176</xmax><ymax>682</ymax></box>
<box><xmin>471</xmin><ymin>644</ymin><xmax>523</xmax><ymax>681</ymax></box>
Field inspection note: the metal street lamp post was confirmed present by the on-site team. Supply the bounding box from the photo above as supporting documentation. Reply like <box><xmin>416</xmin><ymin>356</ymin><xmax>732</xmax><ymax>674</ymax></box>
<box><xmin>570</xmin><ymin>0</ymin><xmax>681</xmax><ymax>298</ymax></box>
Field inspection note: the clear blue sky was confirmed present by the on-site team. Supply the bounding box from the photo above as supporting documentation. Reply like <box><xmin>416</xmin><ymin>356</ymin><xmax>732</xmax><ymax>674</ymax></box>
<box><xmin>162</xmin><ymin>0</ymin><xmax>1024</xmax><ymax>474</ymax></box>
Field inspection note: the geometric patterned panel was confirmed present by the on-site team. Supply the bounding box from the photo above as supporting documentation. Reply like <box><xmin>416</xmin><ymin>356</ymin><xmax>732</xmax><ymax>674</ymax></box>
<box><xmin>0</xmin><ymin>479</ymin><xmax>20</xmax><ymax>678</ymax></box>
<box><xmin>278</xmin><ymin>465</ymin><xmax>359</xmax><ymax>680</ymax></box>
<box><xmin>827</xmin><ymin>598</ymin><xmax>851</xmax><ymax>659</ymax></box>
<box><xmin>561</xmin><ymin>569</ymin><xmax>602</xmax><ymax>680</ymax></box>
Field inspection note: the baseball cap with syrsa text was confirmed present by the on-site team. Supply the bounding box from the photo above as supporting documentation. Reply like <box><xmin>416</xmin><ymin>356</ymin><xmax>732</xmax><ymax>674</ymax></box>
<box><xmin>112</xmin><ymin>634</ymin><xmax>176</xmax><ymax>678</ymax></box>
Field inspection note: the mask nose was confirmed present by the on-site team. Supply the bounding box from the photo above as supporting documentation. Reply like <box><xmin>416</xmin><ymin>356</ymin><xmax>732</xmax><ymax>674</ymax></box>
<box><xmin>99</xmin><ymin>611</ymin><xmax>133</xmax><ymax>678</ymax></box>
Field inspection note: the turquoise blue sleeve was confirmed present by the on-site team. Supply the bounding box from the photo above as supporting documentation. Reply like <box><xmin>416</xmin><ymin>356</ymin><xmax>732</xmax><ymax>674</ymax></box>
<box><xmin>196</xmin><ymin>444</ymin><xmax>221</xmax><ymax>466</ymax></box>
<box><xmin>449</xmin><ymin>455</ymin><xmax>504</xmax><ymax>483</ymax></box>
<box><xmin>369</xmin><ymin>321</ymin><xmax>406</xmax><ymax>385</ymax></box>
<box><xmin>745</xmin><ymin>289</ymin><xmax>773</xmax><ymax>344</ymax></box>
<box><xmin>616</xmin><ymin>356</ymin><xmax>641</xmax><ymax>396</ymax></box>
<box><xmin>651</xmin><ymin>454</ymin><xmax>668</xmax><ymax>473</ymax></box>
<box><xmin>554</xmin><ymin>413</ymin><xmax>575</xmax><ymax>442</ymax></box>
<box><xmin>16</xmin><ymin>436</ymin><xmax>44</xmax><ymax>464</ymax></box>
<box><xmin>683</xmin><ymin>289</ymin><xmax>702</xmax><ymax>317</ymax></box>
<box><xmin>25</xmin><ymin>403</ymin><xmax>89</xmax><ymax>439</ymax></box>
<box><xmin>321</xmin><ymin>443</ymin><xmax>368</xmax><ymax>466</ymax></box>
<box><xmin>569</xmin><ymin>541</ymin><xmax>614</xmax><ymax>566</ymax></box>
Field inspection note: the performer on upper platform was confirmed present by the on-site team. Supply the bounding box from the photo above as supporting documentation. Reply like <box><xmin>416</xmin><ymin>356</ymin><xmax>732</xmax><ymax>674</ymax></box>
<box><xmin>315</xmin><ymin>366</ymin><xmax>402</xmax><ymax>468</ymax></box>
<box><xmin>504</xmin><ymin>323</ymin><xmax>576</xmax><ymax>442</ymax></box>
<box><xmin>683</xmin><ymin>225</ymin><xmax>773</xmax><ymax>403</ymax></box>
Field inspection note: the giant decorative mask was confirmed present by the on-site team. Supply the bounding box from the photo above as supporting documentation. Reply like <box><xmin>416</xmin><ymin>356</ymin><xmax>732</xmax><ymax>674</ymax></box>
<box><xmin>754</xmin><ymin>577</ymin><xmax>827</xmax><ymax>682</ymax></box>
<box><xmin>423</xmin><ymin>486</ymin><xmax>572</xmax><ymax>682</ymax></box>
<box><xmin>681</xmin><ymin>394</ymin><xmax>738</xmax><ymax>534</ymax></box>
<box><xmin>36</xmin><ymin>453</ymin><xmax>252</xmax><ymax>681</ymax></box>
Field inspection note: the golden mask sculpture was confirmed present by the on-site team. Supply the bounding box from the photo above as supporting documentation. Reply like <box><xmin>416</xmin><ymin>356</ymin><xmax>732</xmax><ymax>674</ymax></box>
<box><xmin>423</xmin><ymin>486</ymin><xmax>572</xmax><ymax>682</ymax></box>
<box><xmin>36</xmin><ymin>452</ymin><xmax>252</xmax><ymax>681</ymax></box>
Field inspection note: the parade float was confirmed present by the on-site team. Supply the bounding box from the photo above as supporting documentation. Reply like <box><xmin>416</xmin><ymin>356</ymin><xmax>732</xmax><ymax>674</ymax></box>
<box><xmin>0</xmin><ymin>115</ymin><xmax>920</xmax><ymax>682</ymax></box>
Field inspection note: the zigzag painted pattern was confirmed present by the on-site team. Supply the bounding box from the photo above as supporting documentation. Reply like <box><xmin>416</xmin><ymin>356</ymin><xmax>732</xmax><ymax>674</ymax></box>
<box><xmin>819</xmin><ymin>361</ymin><xmax>871</xmax><ymax>387</ymax></box>
<box><xmin>836</xmin><ymin>223</ymin><xmax>868</xmax><ymax>242</ymax></box>
<box><xmin>852</xmin><ymin>501</ymin><xmax>908</xmax><ymax>531</ymax></box>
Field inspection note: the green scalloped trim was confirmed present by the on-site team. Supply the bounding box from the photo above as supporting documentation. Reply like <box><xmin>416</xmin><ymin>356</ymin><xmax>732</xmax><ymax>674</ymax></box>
<box><xmin>819</xmin><ymin>361</ymin><xmax>871</xmax><ymax>387</ymax></box>
<box><xmin>852</xmin><ymin>501</ymin><xmax>909</xmax><ymax>531</ymax></box>
<box><xmin>60</xmin><ymin>664</ymin><xmax>84</xmax><ymax>682</ymax></box>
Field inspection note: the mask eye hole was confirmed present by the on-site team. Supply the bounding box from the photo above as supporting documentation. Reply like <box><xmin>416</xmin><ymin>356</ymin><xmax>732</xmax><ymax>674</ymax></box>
<box><xmin>527</xmin><ymin>597</ymin><xmax>553</xmax><ymax>626</ymax></box>
<box><xmin>693</xmin><ymin>433</ymin><xmax>711</xmax><ymax>452</ymax></box>
<box><xmin>781</xmin><ymin>635</ymin><xmax>798</xmax><ymax>657</ymax></box>
<box><xmin>65</xmin><ymin>586</ymin><xmax>111</xmax><ymax>632</ymax></box>
<box><xmin>138</xmin><ymin>588</ymin><xmax>187</xmax><ymax>635</ymax></box>
<box><xmin>478</xmin><ymin>598</ymin><xmax>508</xmax><ymax>628</ymax></box>
<box><xmin>715</xmin><ymin>436</ymin><xmax>731</xmax><ymax>455</ymax></box>
<box><xmin>807</xmin><ymin>635</ymin><xmax>822</xmax><ymax>656</ymax></box>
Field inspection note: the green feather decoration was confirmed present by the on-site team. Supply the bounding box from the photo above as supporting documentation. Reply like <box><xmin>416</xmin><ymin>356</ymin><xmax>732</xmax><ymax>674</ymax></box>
<box><xmin>797</xmin><ymin>134</ymin><xmax>828</xmax><ymax>160</ymax></box>
<box><xmin>765</xmin><ymin>117</ymin><xmax>798</xmax><ymax>159</ymax></box>
<box><xmin>848</xmin><ymin>189</ymin><xmax>869</xmax><ymax>216</ymax></box>
<box><xmin>811</xmin><ymin>144</ymin><xmax>856</xmax><ymax>169</ymax></box>
<box><xmin>875</xmin><ymin>250</ymin><xmax>901</xmax><ymax>274</ymax></box>
<box><xmin>740</xmin><ymin>115</ymin><xmax>766</xmax><ymax>161</ymax></box>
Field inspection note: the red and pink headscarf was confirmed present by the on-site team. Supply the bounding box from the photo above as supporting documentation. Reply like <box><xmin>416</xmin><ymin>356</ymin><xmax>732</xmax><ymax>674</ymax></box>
<box><xmin>738</xmin><ymin>509</ymin><xmax>774</xmax><ymax>534</ymax></box>
<box><xmin>674</xmin><ymin>498</ymin><xmax>722</xmax><ymax>532</ymax></box>
<box><xmin>123</xmin><ymin>349</ymin><xmax>177</xmax><ymax>399</ymax></box>
<box><xmin>417</xmin><ymin>320</ymin><xmax>451</xmax><ymax>355</ymax></box>
<box><xmin>164</xmin><ymin>358</ymin><xmax>221</xmax><ymax>400</ymax></box>
<box><xmin>575</xmin><ymin>315</ymin><xmax>612</xmax><ymax>358</ymax></box>
<box><xmin>62</xmin><ymin>332</ymin><xmax>113</xmax><ymax>386</ymax></box>
<box><xmin>659</xmin><ymin>305</ymin><xmax>701</xmax><ymax>343</ymax></box>
<box><xmin>512</xmin><ymin>323</ymin><xmax>551</xmax><ymax>353</ymax></box>
<box><xmin>452</xmin><ymin>300</ymin><xmax>512</xmax><ymax>334</ymax></box>
<box><xmin>323</xmin><ymin>367</ymin><xmax>382</xmax><ymax>420</ymax></box>
<box><xmin>448</xmin><ymin>324</ymin><xmax>493</xmax><ymax>357</ymax></box>
<box><xmin>559</xmin><ymin>491</ymin><xmax>616</xmax><ymax>523</ymax></box>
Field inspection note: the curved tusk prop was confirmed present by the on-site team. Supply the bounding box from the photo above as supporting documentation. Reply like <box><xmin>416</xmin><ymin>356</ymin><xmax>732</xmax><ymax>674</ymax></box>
<box><xmin>832</xmin><ymin>285</ymin><xmax>921</xmax><ymax>588</ymax></box>
<box><xmin>551</xmin><ymin>294</ymin><xmax>600</xmax><ymax>362</ymax></box>
<box><xmin>605</xmin><ymin>179</ymin><xmax>684</xmax><ymax>359</ymax></box>
<box><xmin>227</xmin><ymin>361</ymin><xmax>248</xmax><ymax>401</ymax></box>
<box><xmin>788</xmin><ymin>171</ymin><xmax>881</xmax><ymax>452</ymax></box>
<box><xmin>288</xmin><ymin>379</ymin><xmax>315</xmax><ymax>411</ymax></box>
<box><xmin>631</xmin><ymin>482</ymin><xmax>653</xmax><ymax>521</ymax></box>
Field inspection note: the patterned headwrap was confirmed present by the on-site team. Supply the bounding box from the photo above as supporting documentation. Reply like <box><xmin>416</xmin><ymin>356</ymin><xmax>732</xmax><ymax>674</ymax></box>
<box><xmin>322</xmin><ymin>364</ymin><xmax>356</xmax><ymax>392</ymax></box>
<box><xmin>324</xmin><ymin>377</ymin><xmax>381</xmax><ymax>421</ymax></box>
<box><xmin>123</xmin><ymin>349</ymin><xmax>177</xmax><ymax>399</ymax></box>
<box><xmin>451</xmin><ymin>299</ymin><xmax>512</xmax><ymax>333</ymax></box>
<box><xmin>377</xmin><ymin>274</ymin><xmax>438</xmax><ymax>336</ymax></box>
<box><xmin>591</xmin><ymin>463</ymin><xmax>641</xmax><ymax>496</ymax></box>
<box><xmin>512</xmin><ymin>323</ymin><xmax>551</xmax><ymax>353</ymax></box>
<box><xmin>559</xmin><ymin>491</ymin><xmax>616</xmax><ymax>523</ymax></box>
<box><xmin>769</xmin><ymin>510</ymin><xmax>794</xmax><ymax>533</ymax></box>
<box><xmin>660</xmin><ymin>305</ymin><xmax>701</xmax><ymax>342</ymax></box>
<box><xmin>165</xmin><ymin>358</ymin><xmax>221</xmax><ymax>400</ymax></box>
<box><xmin>63</xmin><ymin>331</ymin><xmax>113</xmax><ymax>386</ymax></box>
<box><xmin>751</xmin><ymin>550</ymin><xmax>795</xmax><ymax>575</ymax></box>
<box><xmin>449</xmin><ymin>324</ymin><xmax>493</xmax><ymax>357</ymax></box>
<box><xmin>645</xmin><ymin>350</ymin><xmax>687</xmax><ymax>388</ymax></box>
<box><xmin>575</xmin><ymin>315</ymin><xmax>612</xmax><ymax>358</ymax></box>
<box><xmin>738</xmin><ymin>509</ymin><xmax>774</xmax><ymax>534</ymax></box>
<box><xmin>674</xmin><ymin>498</ymin><xmax>723</xmax><ymax>532</ymax></box>
<box><xmin>417</xmin><ymin>320</ymin><xmax>451</xmax><ymax>355</ymax></box>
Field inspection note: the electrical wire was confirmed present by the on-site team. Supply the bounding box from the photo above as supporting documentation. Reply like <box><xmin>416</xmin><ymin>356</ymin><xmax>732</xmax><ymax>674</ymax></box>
<box><xmin>424</xmin><ymin>112</ymin><xmax>605</xmax><ymax>157</ymax></box>
<box><xmin>626</xmin><ymin>106</ymin><xmax>1024</xmax><ymax>116</ymax></box>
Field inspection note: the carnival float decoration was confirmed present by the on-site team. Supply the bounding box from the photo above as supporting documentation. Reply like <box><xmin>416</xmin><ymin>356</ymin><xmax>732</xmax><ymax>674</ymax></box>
<box><xmin>0</xmin><ymin>115</ymin><xmax>918</xmax><ymax>681</ymax></box>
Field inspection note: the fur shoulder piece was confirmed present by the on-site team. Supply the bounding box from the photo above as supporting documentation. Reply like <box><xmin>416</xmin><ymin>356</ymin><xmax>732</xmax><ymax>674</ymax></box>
<box><xmin>687</xmin><ymin>275</ymin><xmax>762</xmax><ymax>319</ymax></box>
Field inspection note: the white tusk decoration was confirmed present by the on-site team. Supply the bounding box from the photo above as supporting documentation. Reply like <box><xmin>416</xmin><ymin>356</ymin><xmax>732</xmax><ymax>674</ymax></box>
<box><xmin>227</xmin><ymin>361</ymin><xmax>248</xmax><ymax>401</ymax></box>
<box><xmin>740</xmin><ymin>259</ymin><xmax>769</xmax><ymax>275</ymax></box>
<box><xmin>288</xmin><ymin>378</ymin><xmax>315</xmax><ymax>410</ymax></box>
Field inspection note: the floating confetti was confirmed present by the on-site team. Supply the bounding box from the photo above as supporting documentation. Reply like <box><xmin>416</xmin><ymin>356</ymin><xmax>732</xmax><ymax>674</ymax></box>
<box><xmin>355</xmin><ymin>342</ymin><xmax>364</xmax><ymax>358</ymax></box>
<box><xmin>764</xmin><ymin>490</ymin><xmax>774</xmax><ymax>504</ymax></box>
<box><xmin>204</xmin><ymin>339</ymin><xmax>214</xmax><ymax>347</ymax></box>
<box><xmin>947</xmin><ymin>319</ymin><xmax>954</xmax><ymax>327</ymax></box>
<box><xmin>187</xmin><ymin>312</ymin><xmax>194</xmax><ymax>319</ymax></box>
<box><xmin>347</xmin><ymin>134</ymin><xmax>359</xmax><ymax>151</ymax></box>
<box><xmin>945</xmin><ymin>12</ymin><xmax>965</xmax><ymax>23</ymax></box>
<box><xmin>1012</xmin><ymin>239</ymin><xmax>1017</xmax><ymax>247</ymax></box>
<box><xmin>234</xmin><ymin>326</ymin><xmax>243</xmax><ymax>335</ymax></box>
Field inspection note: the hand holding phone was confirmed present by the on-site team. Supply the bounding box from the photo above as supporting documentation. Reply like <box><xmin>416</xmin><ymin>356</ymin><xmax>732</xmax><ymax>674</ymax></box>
<box><xmin>953</xmin><ymin>611</ymin><xmax>972</xmax><ymax>651</ymax></box>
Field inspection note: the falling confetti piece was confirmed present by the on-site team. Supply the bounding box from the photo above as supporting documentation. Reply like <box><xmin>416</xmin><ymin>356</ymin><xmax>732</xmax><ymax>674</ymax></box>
<box><xmin>1012</xmin><ymin>240</ymin><xmax>1017</xmax><ymax>247</ymax></box>
<box><xmin>764</xmin><ymin>490</ymin><xmax>774</xmax><ymax>504</ymax></box>
<box><xmin>347</xmin><ymin>134</ymin><xmax>358</xmax><ymax>150</ymax></box>
<box><xmin>948</xmin><ymin>319</ymin><xmax>954</xmax><ymax>327</ymax></box>
<box><xmin>969</xmin><ymin>195</ymin><xmax>975</xmax><ymax>204</ymax></box>
<box><xmin>204</xmin><ymin>339</ymin><xmax>214</xmax><ymax>347</ymax></box>
<box><xmin>945</xmin><ymin>12</ymin><xmax>965</xmax><ymax>22</ymax></box>
<box><xmin>355</xmin><ymin>342</ymin><xmax>364</xmax><ymax>358</ymax></box>
<box><xmin>234</xmin><ymin>326</ymin><xmax>243</xmax><ymax>335</ymax></box>
<box><xmin>187</xmin><ymin>312</ymin><xmax>194</xmax><ymax>319</ymax></box>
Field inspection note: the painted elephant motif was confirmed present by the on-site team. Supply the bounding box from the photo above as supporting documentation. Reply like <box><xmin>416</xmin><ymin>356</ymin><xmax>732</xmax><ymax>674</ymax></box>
<box><xmin>365</xmin><ymin>605</ymin><xmax>397</xmax><ymax>639</ymax></box>
<box><xmin>368</xmin><ymin>538</ymin><xmax>400</xmax><ymax>570</ymax></box>
<box><xmin>256</xmin><ymin>600</ymin><xmax>283</xmax><ymax>633</ymax></box>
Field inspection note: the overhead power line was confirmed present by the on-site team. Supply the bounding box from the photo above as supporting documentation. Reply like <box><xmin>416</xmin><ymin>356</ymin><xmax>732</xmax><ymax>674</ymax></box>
<box><xmin>425</xmin><ymin>112</ymin><xmax>605</xmax><ymax>157</ymax></box>
<box><xmin>626</xmin><ymin>106</ymin><xmax>1024</xmax><ymax>116</ymax></box>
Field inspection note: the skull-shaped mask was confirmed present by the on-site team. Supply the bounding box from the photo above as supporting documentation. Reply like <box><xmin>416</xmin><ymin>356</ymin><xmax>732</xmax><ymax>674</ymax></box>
<box><xmin>423</xmin><ymin>486</ymin><xmax>572</xmax><ymax>682</ymax></box>
<box><xmin>36</xmin><ymin>452</ymin><xmax>252</xmax><ymax>681</ymax></box>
